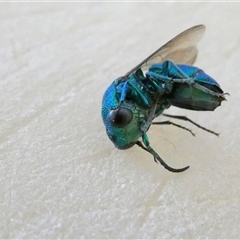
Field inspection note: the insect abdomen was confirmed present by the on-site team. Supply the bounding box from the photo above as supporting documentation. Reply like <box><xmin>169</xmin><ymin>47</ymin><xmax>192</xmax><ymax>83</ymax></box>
<box><xmin>169</xmin><ymin>65</ymin><xmax>225</xmax><ymax>111</ymax></box>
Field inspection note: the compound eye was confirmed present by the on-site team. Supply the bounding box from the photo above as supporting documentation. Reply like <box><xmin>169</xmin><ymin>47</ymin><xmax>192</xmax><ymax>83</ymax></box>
<box><xmin>108</xmin><ymin>107</ymin><xmax>133</xmax><ymax>128</ymax></box>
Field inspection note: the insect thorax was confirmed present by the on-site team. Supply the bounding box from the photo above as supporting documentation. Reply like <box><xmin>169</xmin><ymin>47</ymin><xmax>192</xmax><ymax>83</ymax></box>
<box><xmin>116</xmin><ymin>69</ymin><xmax>170</xmax><ymax>118</ymax></box>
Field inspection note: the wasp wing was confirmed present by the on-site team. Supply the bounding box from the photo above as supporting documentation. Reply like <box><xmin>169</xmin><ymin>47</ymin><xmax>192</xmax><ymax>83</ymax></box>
<box><xmin>124</xmin><ymin>25</ymin><xmax>206</xmax><ymax>77</ymax></box>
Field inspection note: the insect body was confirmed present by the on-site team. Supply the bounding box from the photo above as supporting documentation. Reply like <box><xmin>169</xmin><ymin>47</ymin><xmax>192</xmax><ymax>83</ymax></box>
<box><xmin>101</xmin><ymin>25</ymin><xmax>226</xmax><ymax>173</ymax></box>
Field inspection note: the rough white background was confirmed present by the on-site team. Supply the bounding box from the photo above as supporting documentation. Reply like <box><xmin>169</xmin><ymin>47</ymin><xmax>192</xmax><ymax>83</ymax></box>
<box><xmin>1</xmin><ymin>2</ymin><xmax>240</xmax><ymax>239</ymax></box>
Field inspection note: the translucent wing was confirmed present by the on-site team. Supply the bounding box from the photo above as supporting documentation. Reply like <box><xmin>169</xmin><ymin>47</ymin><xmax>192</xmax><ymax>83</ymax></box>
<box><xmin>124</xmin><ymin>25</ymin><xmax>206</xmax><ymax>77</ymax></box>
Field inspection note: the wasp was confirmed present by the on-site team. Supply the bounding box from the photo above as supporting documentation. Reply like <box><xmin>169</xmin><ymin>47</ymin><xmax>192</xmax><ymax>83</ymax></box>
<box><xmin>101</xmin><ymin>25</ymin><xmax>226</xmax><ymax>173</ymax></box>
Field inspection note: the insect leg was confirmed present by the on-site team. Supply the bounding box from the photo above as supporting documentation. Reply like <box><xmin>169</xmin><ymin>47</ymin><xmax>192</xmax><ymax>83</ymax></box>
<box><xmin>147</xmin><ymin>60</ymin><xmax>192</xmax><ymax>93</ymax></box>
<box><xmin>137</xmin><ymin>134</ymin><xmax>189</xmax><ymax>173</ymax></box>
<box><xmin>162</xmin><ymin>61</ymin><xmax>226</xmax><ymax>99</ymax></box>
<box><xmin>162</xmin><ymin>113</ymin><xmax>219</xmax><ymax>136</ymax></box>
<box><xmin>152</xmin><ymin>120</ymin><xmax>195</xmax><ymax>136</ymax></box>
<box><xmin>127</xmin><ymin>81</ymin><xmax>151</xmax><ymax>108</ymax></box>
<box><xmin>119</xmin><ymin>81</ymin><xmax>128</xmax><ymax>102</ymax></box>
<box><xmin>162</xmin><ymin>60</ymin><xmax>190</xmax><ymax>79</ymax></box>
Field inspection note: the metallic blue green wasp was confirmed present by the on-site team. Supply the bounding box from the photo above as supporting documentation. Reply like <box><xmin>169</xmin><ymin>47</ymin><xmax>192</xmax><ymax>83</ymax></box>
<box><xmin>101</xmin><ymin>25</ymin><xmax>227</xmax><ymax>173</ymax></box>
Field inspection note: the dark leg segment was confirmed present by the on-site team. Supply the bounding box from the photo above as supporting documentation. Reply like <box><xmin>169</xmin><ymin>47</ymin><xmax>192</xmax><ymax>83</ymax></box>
<box><xmin>152</xmin><ymin>120</ymin><xmax>195</xmax><ymax>136</ymax></box>
<box><xmin>136</xmin><ymin>134</ymin><xmax>189</xmax><ymax>173</ymax></box>
<box><xmin>161</xmin><ymin>113</ymin><xmax>219</xmax><ymax>136</ymax></box>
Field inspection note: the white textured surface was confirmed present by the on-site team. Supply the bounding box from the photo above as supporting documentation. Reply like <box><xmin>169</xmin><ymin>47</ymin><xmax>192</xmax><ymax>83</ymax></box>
<box><xmin>1</xmin><ymin>2</ymin><xmax>240</xmax><ymax>239</ymax></box>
